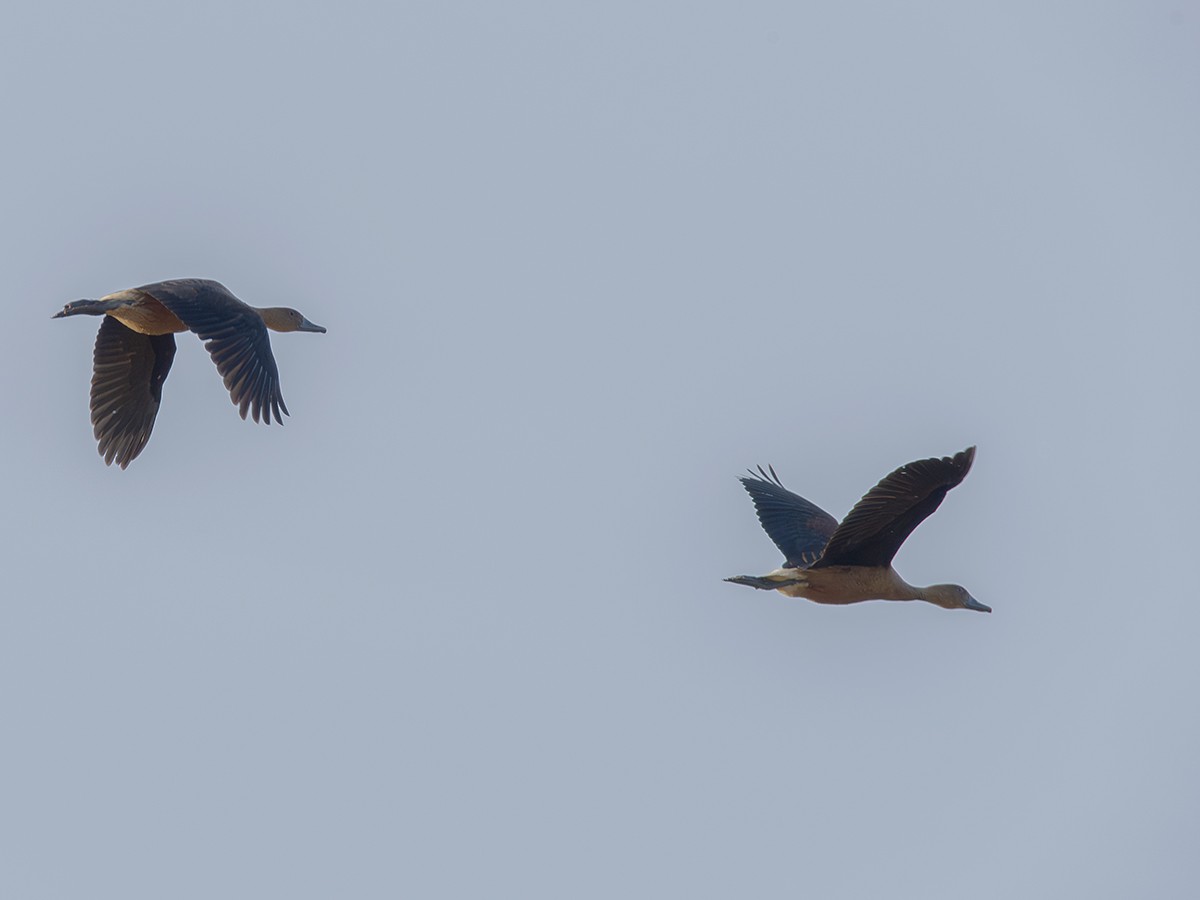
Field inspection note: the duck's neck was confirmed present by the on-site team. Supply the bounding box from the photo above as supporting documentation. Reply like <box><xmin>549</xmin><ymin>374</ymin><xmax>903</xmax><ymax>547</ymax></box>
<box><xmin>876</xmin><ymin>568</ymin><xmax>923</xmax><ymax>602</ymax></box>
<box><xmin>255</xmin><ymin>307</ymin><xmax>289</xmax><ymax>331</ymax></box>
<box><xmin>908</xmin><ymin>582</ymin><xmax>961</xmax><ymax>610</ymax></box>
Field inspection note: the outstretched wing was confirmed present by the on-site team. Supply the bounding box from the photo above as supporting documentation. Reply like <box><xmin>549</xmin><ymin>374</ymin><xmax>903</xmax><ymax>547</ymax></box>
<box><xmin>90</xmin><ymin>316</ymin><xmax>176</xmax><ymax>468</ymax></box>
<box><xmin>739</xmin><ymin>466</ymin><xmax>839</xmax><ymax>568</ymax></box>
<box><xmin>811</xmin><ymin>447</ymin><xmax>975</xmax><ymax>569</ymax></box>
<box><xmin>141</xmin><ymin>279</ymin><xmax>288</xmax><ymax>424</ymax></box>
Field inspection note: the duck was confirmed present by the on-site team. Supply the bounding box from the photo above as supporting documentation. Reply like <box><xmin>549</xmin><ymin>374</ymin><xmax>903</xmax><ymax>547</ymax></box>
<box><xmin>54</xmin><ymin>278</ymin><xmax>326</xmax><ymax>468</ymax></box>
<box><xmin>726</xmin><ymin>447</ymin><xmax>989</xmax><ymax>612</ymax></box>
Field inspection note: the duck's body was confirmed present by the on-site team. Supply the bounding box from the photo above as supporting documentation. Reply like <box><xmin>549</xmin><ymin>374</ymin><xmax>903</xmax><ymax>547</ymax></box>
<box><xmin>54</xmin><ymin>278</ymin><xmax>326</xmax><ymax>468</ymax></box>
<box><xmin>726</xmin><ymin>447</ymin><xmax>989</xmax><ymax>613</ymax></box>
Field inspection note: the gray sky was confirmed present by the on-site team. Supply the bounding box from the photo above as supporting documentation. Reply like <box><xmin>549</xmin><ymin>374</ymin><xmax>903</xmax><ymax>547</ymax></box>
<box><xmin>2</xmin><ymin>2</ymin><xmax>1198</xmax><ymax>897</ymax></box>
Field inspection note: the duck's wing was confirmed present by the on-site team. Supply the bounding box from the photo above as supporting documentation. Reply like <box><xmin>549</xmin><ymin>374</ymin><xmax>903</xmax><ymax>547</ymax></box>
<box><xmin>90</xmin><ymin>316</ymin><xmax>177</xmax><ymax>469</ymax></box>
<box><xmin>739</xmin><ymin>466</ymin><xmax>839</xmax><ymax>568</ymax></box>
<box><xmin>811</xmin><ymin>447</ymin><xmax>975</xmax><ymax>569</ymax></box>
<box><xmin>140</xmin><ymin>279</ymin><xmax>288</xmax><ymax>424</ymax></box>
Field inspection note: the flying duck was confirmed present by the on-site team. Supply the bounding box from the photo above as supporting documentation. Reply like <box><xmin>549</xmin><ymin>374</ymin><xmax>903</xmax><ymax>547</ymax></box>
<box><xmin>726</xmin><ymin>447</ymin><xmax>989</xmax><ymax>612</ymax></box>
<box><xmin>54</xmin><ymin>278</ymin><xmax>325</xmax><ymax>468</ymax></box>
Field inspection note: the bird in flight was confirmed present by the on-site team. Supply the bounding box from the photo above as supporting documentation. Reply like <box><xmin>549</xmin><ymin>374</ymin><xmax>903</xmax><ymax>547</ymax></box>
<box><xmin>727</xmin><ymin>447</ymin><xmax>989</xmax><ymax>612</ymax></box>
<box><xmin>54</xmin><ymin>278</ymin><xmax>326</xmax><ymax>468</ymax></box>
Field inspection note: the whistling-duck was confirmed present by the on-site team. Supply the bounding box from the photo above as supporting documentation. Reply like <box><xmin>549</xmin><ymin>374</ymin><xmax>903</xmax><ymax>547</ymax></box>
<box><xmin>726</xmin><ymin>447</ymin><xmax>989</xmax><ymax>612</ymax></box>
<box><xmin>54</xmin><ymin>278</ymin><xmax>325</xmax><ymax>468</ymax></box>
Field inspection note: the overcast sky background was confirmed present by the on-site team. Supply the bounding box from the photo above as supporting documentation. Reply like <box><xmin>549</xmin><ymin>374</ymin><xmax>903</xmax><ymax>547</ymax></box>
<box><xmin>2</xmin><ymin>2</ymin><xmax>1198</xmax><ymax>897</ymax></box>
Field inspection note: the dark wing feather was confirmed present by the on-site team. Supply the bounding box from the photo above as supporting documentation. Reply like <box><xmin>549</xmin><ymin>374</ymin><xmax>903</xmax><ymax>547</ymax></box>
<box><xmin>811</xmin><ymin>447</ymin><xmax>975</xmax><ymax>569</ymax></box>
<box><xmin>90</xmin><ymin>317</ymin><xmax>176</xmax><ymax>469</ymax></box>
<box><xmin>141</xmin><ymin>279</ymin><xmax>288</xmax><ymax>424</ymax></box>
<box><xmin>739</xmin><ymin>465</ymin><xmax>839</xmax><ymax>568</ymax></box>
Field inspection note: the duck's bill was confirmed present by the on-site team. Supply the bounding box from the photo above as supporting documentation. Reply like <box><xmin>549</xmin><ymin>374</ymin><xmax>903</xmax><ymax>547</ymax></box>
<box><xmin>964</xmin><ymin>595</ymin><xmax>992</xmax><ymax>613</ymax></box>
<box><xmin>298</xmin><ymin>317</ymin><xmax>326</xmax><ymax>333</ymax></box>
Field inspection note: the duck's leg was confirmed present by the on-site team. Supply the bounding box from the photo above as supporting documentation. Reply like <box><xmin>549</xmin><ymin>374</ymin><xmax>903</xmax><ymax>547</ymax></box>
<box><xmin>725</xmin><ymin>573</ymin><xmax>804</xmax><ymax>590</ymax></box>
<box><xmin>52</xmin><ymin>298</ymin><xmax>126</xmax><ymax>319</ymax></box>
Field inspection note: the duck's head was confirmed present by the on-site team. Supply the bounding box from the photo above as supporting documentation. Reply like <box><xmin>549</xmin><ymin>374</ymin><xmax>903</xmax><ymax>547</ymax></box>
<box><xmin>924</xmin><ymin>584</ymin><xmax>991</xmax><ymax>613</ymax></box>
<box><xmin>259</xmin><ymin>307</ymin><xmax>327</xmax><ymax>333</ymax></box>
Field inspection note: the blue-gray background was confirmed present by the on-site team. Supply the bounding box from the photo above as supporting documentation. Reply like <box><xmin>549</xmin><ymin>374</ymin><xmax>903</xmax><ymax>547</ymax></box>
<box><xmin>3</xmin><ymin>2</ymin><xmax>1197</xmax><ymax>897</ymax></box>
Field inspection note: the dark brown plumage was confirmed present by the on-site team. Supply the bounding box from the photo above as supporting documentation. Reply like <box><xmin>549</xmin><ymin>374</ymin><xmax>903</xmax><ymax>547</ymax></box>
<box><xmin>736</xmin><ymin>465</ymin><xmax>838</xmax><ymax>568</ymax></box>
<box><xmin>90</xmin><ymin>316</ymin><xmax>177</xmax><ymax>469</ymax></box>
<box><xmin>811</xmin><ymin>447</ymin><xmax>975</xmax><ymax>568</ymax></box>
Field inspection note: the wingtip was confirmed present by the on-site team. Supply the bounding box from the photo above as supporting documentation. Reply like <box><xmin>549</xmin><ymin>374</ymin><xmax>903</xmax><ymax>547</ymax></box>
<box><xmin>739</xmin><ymin>464</ymin><xmax>784</xmax><ymax>488</ymax></box>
